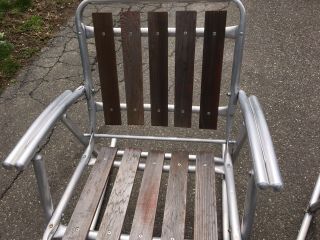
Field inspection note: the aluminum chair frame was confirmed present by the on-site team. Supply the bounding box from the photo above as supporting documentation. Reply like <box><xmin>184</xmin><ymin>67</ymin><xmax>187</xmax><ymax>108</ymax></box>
<box><xmin>3</xmin><ymin>0</ymin><xmax>283</xmax><ymax>239</ymax></box>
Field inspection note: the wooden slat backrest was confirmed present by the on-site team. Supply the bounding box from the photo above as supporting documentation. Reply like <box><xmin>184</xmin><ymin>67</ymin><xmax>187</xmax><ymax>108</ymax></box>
<box><xmin>148</xmin><ymin>12</ymin><xmax>169</xmax><ymax>126</ymax></box>
<box><xmin>199</xmin><ymin>11</ymin><xmax>227</xmax><ymax>130</ymax></box>
<box><xmin>120</xmin><ymin>11</ymin><xmax>144</xmax><ymax>125</ymax></box>
<box><xmin>174</xmin><ymin>11</ymin><xmax>197</xmax><ymax>128</ymax></box>
<box><xmin>92</xmin><ymin>13</ymin><xmax>121</xmax><ymax>125</ymax></box>
<box><xmin>93</xmin><ymin>10</ymin><xmax>226</xmax><ymax>129</ymax></box>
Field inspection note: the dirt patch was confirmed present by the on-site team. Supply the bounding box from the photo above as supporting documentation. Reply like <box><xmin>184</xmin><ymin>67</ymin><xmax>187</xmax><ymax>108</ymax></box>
<box><xmin>0</xmin><ymin>0</ymin><xmax>80</xmax><ymax>93</ymax></box>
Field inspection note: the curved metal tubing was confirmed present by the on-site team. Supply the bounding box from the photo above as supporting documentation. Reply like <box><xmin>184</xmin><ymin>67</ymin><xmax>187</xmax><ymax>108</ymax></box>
<box><xmin>43</xmin><ymin>135</ymin><xmax>95</xmax><ymax>240</ymax></box>
<box><xmin>84</xmin><ymin>25</ymin><xmax>238</xmax><ymax>39</ymax></box>
<box><xmin>249</xmin><ymin>96</ymin><xmax>283</xmax><ymax>191</ymax></box>
<box><xmin>3</xmin><ymin>86</ymin><xmax>85</xmax><ymax>170</ymax></box>
<box><xmin>297</xmin><ymin>175</ymin><xmax>320</xmax><ymax>240</ymax></box>
<box><xmin>238</xmin><ymin>90</ymin><xmax>269</xmax><ymax>189</ymax></box>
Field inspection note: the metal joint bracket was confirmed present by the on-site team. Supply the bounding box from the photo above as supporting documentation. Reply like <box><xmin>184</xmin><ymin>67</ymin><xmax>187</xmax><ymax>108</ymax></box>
<box><xmin>306</xmin><ymin>200</ymin><xmax>320</xmax><ymax>214</ymax></box>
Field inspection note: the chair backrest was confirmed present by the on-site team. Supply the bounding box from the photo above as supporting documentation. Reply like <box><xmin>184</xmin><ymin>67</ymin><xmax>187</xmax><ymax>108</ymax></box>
<box><xmin>92</xmin><ymin>10</ymin><xmax>227</xmax><ymax>130</ymax></box>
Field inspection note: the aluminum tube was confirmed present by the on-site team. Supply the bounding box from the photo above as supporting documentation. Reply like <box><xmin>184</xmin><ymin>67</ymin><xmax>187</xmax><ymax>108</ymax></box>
<box><xmin>238</xmin><ymin>90</ymin><xmax>269</xmax><ymax>189</ymax></box>
<box><xmin>232</xmin><ymin>123</ymin><xmax>247</xmax><ymax>163</ymax></box>
<box><xmin>115</xmin><ymin>150</ymin><xmax>224</xmax><ymax>165</ymax></box>
<box><xmin>297</xmin><ymin>175</ymin><xmax>320</xmax><ymax>240</ymax></box>
<box><xmin>89</xmin><ymin>138</ymin><xmax>117</xmax><ymax>231</ymax></box>
<box><xmin>224</xmin><ymin>150</ymin><xmax>242</xmax><ymax>240</ymax></box>
<box><xmin>14</xmin><ymin>86</ymin><xmax>85</xmax><ymax>170</ymax></box>
<box><xmin>62</xmin><ymin>114</ymin><xmax>88</xmax><ymax>146</ymax></box>
<box><xmin>95</xmin><ymin>102</ymin><xmax>228</xmax><ymax>116</ymax></box>
<box><xmin>222</xmin><ymin>179</ymin><xmax>230</xmax><ymax>240</ymax></box>
<box><xmin>85</xmin><ymin>25</ymin><xmax>238</xmax><ymax>39</ymax></box>
<box><xmin>3</xmin><ymin>90</ymin><xmax>72</xmax><ymax>169</ymax></box>
<box><xmin>42</xmin><ymin>136</ymin><xmax>94</xmax><ymax>240</ymax></box>
<box><xmin>241</xmin><ymin>171</ymin><xmax>257</xmax><ymax>240</ymax></box>
<box><xmin>86</xmin><ymin>133</ymin><xmax>233</xmax><ymax>145</ymax></box>
<box><xmin>249</xmin><ymin>96</ymin><xmax>283</xmax><ymax>191</ymax></box>
<box><xmin>32</xmin><ymin>154</ymin><xmax>54</xmax><ymax>223</ymax></box>
<box><xmin>112</xmin><ymin>160</ymin><xmax>225</xmax><ymax>175</ymax></box>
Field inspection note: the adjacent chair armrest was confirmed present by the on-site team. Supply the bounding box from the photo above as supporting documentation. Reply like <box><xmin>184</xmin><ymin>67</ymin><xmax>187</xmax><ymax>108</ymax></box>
<box><xmin>3</xmin><ymin>86</ymin><xmax>85</xmax><ymax>171</ymax></box>
<box><xmin>238</xmin><ymin>90</ymin><xmax>283</xmax><ymax>191</ymax></box>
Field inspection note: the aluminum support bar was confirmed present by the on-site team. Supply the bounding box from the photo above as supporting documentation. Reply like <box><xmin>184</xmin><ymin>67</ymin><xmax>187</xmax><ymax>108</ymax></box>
<box><xmin>223</xmin><ymin>146</ymin><xmax>242</xmax><ymax>240</ymax></box>
<box><xmin>241</xmin><ymin>171</ymin><xmax>257</xmax><ymax>240</ymax></box>
<box><xmin>249</xmin><ymin>96</ymin><xmax>283</xmax><ymax>191</ymax></box>
<box><xmin>85</xmin><ymin>133</ymin><xmax>234</xmax><ymax>145</ymax></box>
<box><xmin>222</xmin><ymin>179</ymin><xmax>230</xmax><ymax>240</ymax></box>
<box><xmin>42</xmin><ymin>135</ymin><xmax>94</xmax><ymax>240</ymax></box>
<box><xmin>3</xmin><ymin>86</ymin><xmax>85</xmax><ymax>170</ymax></box>
<box><xmin>297</xmin><ymin>175</ymin><xmax>320</xmax><ymax>240</ymax></box>
<box><xmin>232</xmin><ymin>123</ymin><xmax>247</xmax><ymax>163</ymax></box>
<box><xmin>238</xmin><ymin>90</ymin><xmax>269</xmax><ymax>189</ymax></box>
<box><xmin>32</xmin><ymin>154</ymin><xmax>54</xmax><ymax>223</ymax></box>
<box><xmin>95</xmin><ymin>102</ymin><xmax>228</xmax><ymax>116</ymax></box>
<box><xmin>85</xmin><ymin>25</ymin><xmax>238</xmax><ymax>39</ymax></box>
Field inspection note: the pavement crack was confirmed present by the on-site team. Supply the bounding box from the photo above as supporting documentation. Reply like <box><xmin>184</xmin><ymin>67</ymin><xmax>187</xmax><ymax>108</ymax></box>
<box><xmin>0</xmin><ymin>171</ymin><xmax>22</xmax><ymax>200</ymax></box>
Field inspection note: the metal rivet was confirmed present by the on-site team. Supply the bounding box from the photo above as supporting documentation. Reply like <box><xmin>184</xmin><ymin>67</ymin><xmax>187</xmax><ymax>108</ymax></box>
<box><xmin>184</xmin><ymin>31</ymin><xmax>187</xmax><ymax>35</ymax></box>
<box><xmin>133</xmin><ymin>108</ymin><xmax>137</xmax><ymax>112</ymax></box>
<box><xmin>153</xmin><ymin>162</ymin><xmax>157</xmax><ymax>165</ymax></box>
<box><xmin>212</xmin><ymin>32</ymin><xmax>216</xmax><ymax>36</ymax></box>
<box><xmin>49</xmin><ymin>224</ymin><xmax>53</xmax><ymax>228</ymax></box>
<box><xmin>157</xmin><ymin>108</ymin><xmax>161</xmax><ymax>113</ymax></box>
<box><xmin>171</xmin><ymin>238</ymin><xmax>175</xmax><ymax>240</ymax></box>
<box><xmin>75</xmin><ymin>227</ymin><xmax>79</xmax><ymax>231</ymax></box>
<box><xmin>102</xmin><ymin>31</ymin><xmax>106</xmax><ymax>37</ymax></box>
<box><xmin>178</xmin><ymin>163</ymin><xmax>181</xmax><ymax>167</ymax></box>
<box><xmin>207</xmin><ymin>111</ymin><xmax>211</xmax><ymax>116</ymax></box>
<box><xmin>203</xmin><ymin>163</ymin><xmax>207</xmax><ymax>167</ymax></box>
<box><xmin>129</xmin><ymin>32</ymin><xmax>133</xmax><ymax>36</ymax></box>
<box><xmin>107</xmin><ymin>230</ymin><xmax>112</xmax><ymax>235</ymax></box>
<box><xmin>110</xmin><ymin>108</ymin><xmax>114</xmax><ymax>112</ymax></box>
<box><xmin>139</xmin><ymin>234</ymin><xmax>143</xmax><ymax>238</ymax></box>
<box><xmin>181</xmin><ymin>109</ymin><xmax>185</xmax><ymax>114</ymax></box>
<box><xmin>156</xmin><ymin>31</ymin><xmax>159</xmax><ymax>36</ymax></box>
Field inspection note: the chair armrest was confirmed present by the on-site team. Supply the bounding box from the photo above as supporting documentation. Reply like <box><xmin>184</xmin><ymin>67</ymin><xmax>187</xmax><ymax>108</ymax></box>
<box><xmin>238</xmin><ymin>90</ymin><xmax>283</xmax><ymax>191</ymax></box>
<box><xmin>3</xmin><ymin>86</ymin><xmax>85</xmax><ymax>171</ymax></box>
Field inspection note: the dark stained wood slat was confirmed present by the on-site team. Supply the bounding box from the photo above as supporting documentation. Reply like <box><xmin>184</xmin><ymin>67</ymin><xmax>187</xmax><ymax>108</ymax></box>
<box><xmin>174</xmin><ymin>11</ymin><xmax>197</xmax><ymax>128</ymax></box>
<box><xmin>130</xmin><ymin>151</ymin><xmax>165</xmax><ymax>239</ymax></box>
<box><xmin>199</xmin><ymin>11</ymin><xmax>227</xmax><ymax>129</ymax></box>
<box><xmin>63</xmin><ymin>148</ymin><xmax>117</xmax><ymax>240</ymax></box>
<box><xmin>93</xmin><ymin>13</ymin><xmax>121</xmax><ymax>125</ymax></box>
<box><xmin>120</xmin><ymin>11</ymin><xmax>144</xmax><ymax>125</ymax></box>
<box><xmin>194</xmin><ymin>152</ymin><xmax>218</xmax><ymax>240</ymax></box>
<box><xmin>97</xmin><ymin>148</ymin><xmax>141</xmax><ymax>240</ymax></box>
<box><xmin>161</xmin><ymin>152</ymin><xmax>189</xmax><ymax>240</ymax></box>
<box><xmin>148</xmin><ymin>12</ymin><xmax>169</xmax><ymax>126</ymax></box>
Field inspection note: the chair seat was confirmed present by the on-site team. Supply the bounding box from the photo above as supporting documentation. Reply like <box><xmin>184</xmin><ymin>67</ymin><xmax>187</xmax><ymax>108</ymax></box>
<box><xmin>63</xmin><ymin>147</ymin><xmax>218</xmax><ymax>240</ymax></box>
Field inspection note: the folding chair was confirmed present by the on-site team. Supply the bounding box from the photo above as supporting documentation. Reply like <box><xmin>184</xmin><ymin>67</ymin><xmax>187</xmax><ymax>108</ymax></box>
<box><xmin>3</xmin><ymin>0</ymin><xmax>283</xmax><ymax>239</ymax></box>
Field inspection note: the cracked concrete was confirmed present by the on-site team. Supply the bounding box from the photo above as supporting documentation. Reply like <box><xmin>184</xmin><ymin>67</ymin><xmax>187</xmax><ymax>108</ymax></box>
<box><xmin>1</xmin><ymin>0</ymin><xmax>320</xmax><ymax>239</ymax></box>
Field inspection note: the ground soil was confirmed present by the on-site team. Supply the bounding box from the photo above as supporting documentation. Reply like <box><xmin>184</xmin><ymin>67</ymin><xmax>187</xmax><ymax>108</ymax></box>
<box><xmin>0</xmin><ymin>0</ymin><xmax>79</xmax><ymax>91</ymax></box>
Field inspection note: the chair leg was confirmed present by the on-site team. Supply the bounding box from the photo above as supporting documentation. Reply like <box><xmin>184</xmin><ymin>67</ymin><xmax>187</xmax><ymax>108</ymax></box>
<box><xmin>32</xmin><ymin>154</ymin><xmax>54</xmax><ymax>223</ymax></box>
<box><xmin>241</xmin><ymin>170</ymin><xmax>257</xmax><ymax>240</ymax></box>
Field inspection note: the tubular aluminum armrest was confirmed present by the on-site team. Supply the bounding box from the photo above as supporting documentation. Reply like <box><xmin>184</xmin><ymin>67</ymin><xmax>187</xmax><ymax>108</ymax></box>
<box><xmin>3</xmin><ymin>86</ymin><xmax>85</xmax><ymax>171</ymax></box>
<box><xmin>238</xmin><ymin>90</ymin><xmax>283</xmax><ymax>191</ymax></box>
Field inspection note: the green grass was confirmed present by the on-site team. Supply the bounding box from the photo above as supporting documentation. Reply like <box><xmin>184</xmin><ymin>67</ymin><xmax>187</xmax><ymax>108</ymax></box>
<box><xmin>19</xmin><ymin>15</ymin><xmax>44</xmax><ymax>32</ymax></box>
<box><xmin>0</xmin><ymin>57</ymin><xmax>20</xmax><ymax>78</ymax></box>
<box><xmin>0</xmin><ymin>35</ymin><xmax>13</xmax><ymax>60</ymax></box>
<box><xmin>0</xmin><ymin>0</ymin><xmax>32</xmax><ymax>12</ymax></box>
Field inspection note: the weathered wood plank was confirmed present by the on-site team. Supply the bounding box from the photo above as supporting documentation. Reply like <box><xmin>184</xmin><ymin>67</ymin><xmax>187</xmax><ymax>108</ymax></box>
<box><xmin>174</xmin><ymin>11</ymin><xmax>197</xmax><ymax>128</ymax></box>
<box><xmin>199</xmin><ymin>11</ymin><xmax>227</xmax><ymax>129</ymax></box>
<box><xmin>63</xmin><ymin>148</ymin><xmax>117</xmax><ymax>240</ymax></box>
<box><xmin>130</xmin><ymin>151</ymin><xmax>165</xmax><ymax>239</ymax></box>
<box><xmin>93</xmin><ymin>13</ymin><xmax>121</xmax><ymax>125</ymax></box>
<box><xmin>148</xmin><ymin>12</ymin><xmax>168</xmax><ymax>126</ymax></box>
<box><xmin>161</xmin><ymin>152</ymin><xmax>189</xmax><ymax>240</ymax></box>
<box><xmin>97</xmin><ymin>148</ymin><xmax>141</xmax><ymax>240</ymax></box>
<box><xmin>120</xmin><ymin>11</ymin><xmax>144</xmax><ymax>125</ymax></box>
<box><xmin>194</xmin><ymin>152</ymin><xmax>218</xmax><ymax>240</ymax></box>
